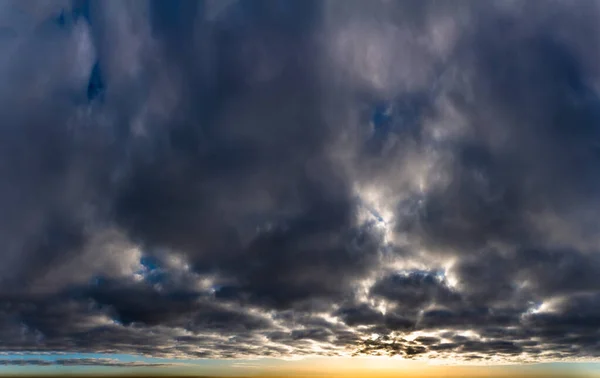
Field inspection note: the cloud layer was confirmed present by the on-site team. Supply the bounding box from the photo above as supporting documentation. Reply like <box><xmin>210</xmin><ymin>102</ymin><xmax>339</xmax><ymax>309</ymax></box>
<box><xmin>1</xmin><ymin>0</ymin><xmax>600</xmax><ymax>364</ymax></box>
<box><xmin>0</xmin><ymin>358</ymin><xmax>174</xmax><ymax>368</ymax></box>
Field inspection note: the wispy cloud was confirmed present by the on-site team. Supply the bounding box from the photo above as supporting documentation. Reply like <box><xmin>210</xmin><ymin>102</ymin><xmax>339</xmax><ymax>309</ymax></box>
<box><xmin>0</xmin><ymin>358</ymin><xmax>176</xmax><ymax>367</ymax></box>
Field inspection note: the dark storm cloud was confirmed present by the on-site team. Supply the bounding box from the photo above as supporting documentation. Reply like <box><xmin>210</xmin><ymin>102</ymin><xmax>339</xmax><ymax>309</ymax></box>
<box><xmin>370</xmin><ymin>270</ymin><xmax>461</xmax><ymax>310</ymax></box>
<box><xmin>107</xmin><ymin>0</ymin><xmax>385</xmax><ymax>310</ymax></box>
<box><xmin>2</xmin><ymin>0</ymin><xmax>600</xmax><ymax>363</ymax></box>
<box><xmin>348</xmin><ymin>0</ymin><xmax>600</xmax><ymax>360</ymax></box>
<box><xmin>399</xmin><ymin>1</ymin><xmax>600</xmax><ymax>255</ymax></box>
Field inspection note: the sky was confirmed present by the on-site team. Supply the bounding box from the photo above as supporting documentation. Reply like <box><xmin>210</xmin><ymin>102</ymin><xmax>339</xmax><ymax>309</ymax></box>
<box><xmin>2</xmin><ymin>0</ymin><xmax>600</xmax><ymax>376</ymax></box>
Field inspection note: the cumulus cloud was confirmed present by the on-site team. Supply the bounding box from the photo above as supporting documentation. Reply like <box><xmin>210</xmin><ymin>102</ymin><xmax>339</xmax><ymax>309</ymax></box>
<box><xmin>1</xmin><ymin>0</ymin><xmax>600</xmax><ymax>364</ymax></box>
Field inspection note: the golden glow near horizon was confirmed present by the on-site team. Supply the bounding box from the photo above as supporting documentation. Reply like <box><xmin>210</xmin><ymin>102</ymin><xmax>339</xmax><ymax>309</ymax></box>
<box><xmin>167</xmin><ymin>356</ymin><xmax>598</xmax><ymax>378</ymax></box>
<box><xmin>0</xmin><ymin>355</ymin><xmax>598</xmax><ymax>378</ymax></box>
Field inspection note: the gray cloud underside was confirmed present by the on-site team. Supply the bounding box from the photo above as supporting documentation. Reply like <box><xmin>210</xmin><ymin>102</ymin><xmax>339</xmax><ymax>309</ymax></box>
<box><xmin>1</xmin><ymin>0</ymin><xmax>600</xmax><ymax>363</ymax></box>
<box><xmin>0</xmin><ymin>358</ymin><xmax>174</xmax><ymax>367</ymax></box>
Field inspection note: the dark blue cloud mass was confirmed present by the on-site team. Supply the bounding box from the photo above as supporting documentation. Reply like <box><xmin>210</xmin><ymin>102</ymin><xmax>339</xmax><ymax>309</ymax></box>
<box><xmin>0</xmin><ymin>0</ymin><xmax>600</xmax><ymax>364</ymax></box>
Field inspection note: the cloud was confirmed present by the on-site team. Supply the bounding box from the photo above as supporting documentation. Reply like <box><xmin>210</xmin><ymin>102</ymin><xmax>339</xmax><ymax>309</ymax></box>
<box><xmin>1</xmin><ymin>0</ymin><xmax>600</xmax><ymax>364</ymax></box>
<box><xmin>0</xmin><ymin>357</ymin><xmax>175</xmax><ymax>367</ymax></box>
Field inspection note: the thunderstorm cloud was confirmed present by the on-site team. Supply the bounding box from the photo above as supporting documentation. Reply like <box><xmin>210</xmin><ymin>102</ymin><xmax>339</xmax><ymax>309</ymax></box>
<box><xmin>0</xmin><ymin>0</ymin><xmax>600</xmax><ymax>364</ymax></box>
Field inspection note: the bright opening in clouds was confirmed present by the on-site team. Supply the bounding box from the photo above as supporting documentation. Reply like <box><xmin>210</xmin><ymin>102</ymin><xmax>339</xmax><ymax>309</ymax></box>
<box><xmin>2</xmin><ymin>0</ymin><xmax>600</xmax><ymax>375</ymax></box>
